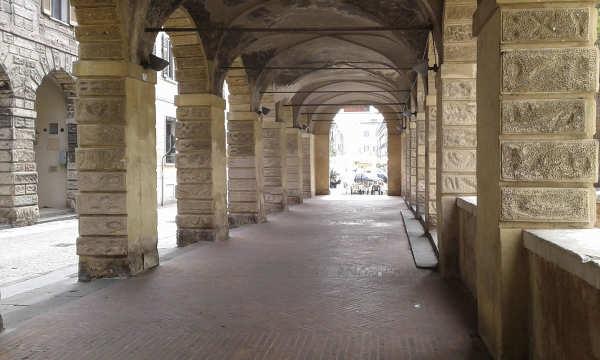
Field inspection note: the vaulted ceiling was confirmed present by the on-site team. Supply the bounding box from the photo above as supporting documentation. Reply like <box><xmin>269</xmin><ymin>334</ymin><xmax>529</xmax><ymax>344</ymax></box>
<box><xmin>141</xmin><ymin>0</ymin><xmax>442</xmax><ymax>132</ymax></box>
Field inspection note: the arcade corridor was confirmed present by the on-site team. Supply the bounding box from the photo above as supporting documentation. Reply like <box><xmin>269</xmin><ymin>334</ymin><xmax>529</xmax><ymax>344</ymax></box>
<box><xmin>0</xmin><ymin>197</ymin><xmax>488</xmax><ymax>359</ymax></box>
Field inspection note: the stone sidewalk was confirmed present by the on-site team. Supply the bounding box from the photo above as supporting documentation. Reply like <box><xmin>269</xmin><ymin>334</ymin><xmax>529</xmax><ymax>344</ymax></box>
<box><xmin>0</xmin><ymin>197</ymin><xmax>489</xmax><ymax>359</ymax></box>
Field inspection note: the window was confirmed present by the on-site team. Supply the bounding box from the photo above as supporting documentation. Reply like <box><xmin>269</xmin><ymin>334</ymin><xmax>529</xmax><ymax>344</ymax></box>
<box><xmin>165</xmin><ymin>117</ymin><xmax>176</xmax><ymax>164</ymax></box>
<box><xmin>161</xmin><ymin>34</ymin><xmax>175</xmax><ymax>80</ymax></box>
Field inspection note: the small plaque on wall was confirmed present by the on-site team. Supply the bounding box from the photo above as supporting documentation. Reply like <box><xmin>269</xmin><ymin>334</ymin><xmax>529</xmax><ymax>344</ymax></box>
<box><xmin>47</xmin><ymin>138</ymin><xmax>59</xmax><ymax>151</ymax></box>
<box><xmin>49</xmin><ymin>123</ymin><xmax>58</xmax><ymax>135</ymax></box>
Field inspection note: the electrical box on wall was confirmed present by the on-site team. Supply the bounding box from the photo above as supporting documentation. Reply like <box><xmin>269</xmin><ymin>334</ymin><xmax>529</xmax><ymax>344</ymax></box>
<box><xmin>58</xmin><ymin>151</ymin><xmax>67</xmax><ymax>166</ymax></box>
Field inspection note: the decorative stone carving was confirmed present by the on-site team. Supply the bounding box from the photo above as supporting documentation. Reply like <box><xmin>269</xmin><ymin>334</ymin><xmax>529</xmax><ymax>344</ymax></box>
<box><xmin>443</xmin><ymin>128</ymin><xmax>477</xmax><ymax>147</ymax></box>
<box><xmin>444</xmin><ymin>23</ymin><xmax>472</xmax><ymax>42</ymax></box>
<box><xmin>502</xmin><ymin>8</ymin><xmax>590</xmax><ymax>43</ymax></box>
<box><xmin>502</xmin><ymin>99</ymin><xmax>586</xmax><ymax>134</ymax></box>
<box><xmin>442</xmin><ymin>150</ymin><xmax>477</xmax><ymax>171</ymax></box>
<box><xmin>445</xmin><ymin>5</ymin><xmax>476</xmax><ymax>21</ymax></box>
<box><xmin>442</xmin><ymin>102</ymin><xmax>476</xmax><ymax>125</ymax></box>
<box><xmin>441</xmin><ymin>174</ymin><xmax>477</xmax><ymax>193</ymax></box>
<box><xmin>76</xmin><ymin>98</ymin><xmax>124</xmax><ymax>123</ymax></box>
<box><xmin>444</xmin><ymin>43</ymin><xmax>476</xmax><ymax>62</ymax></box>
<box><xmin>501</xmin><ymin>187</ymin><xmax>591</xmax><ymax>222</ymax></box>
<box><xmin>501</xmin><ymin>141</ymin><xmax>597</xmax><ymax>181</ymax></box>
<box><xmin>502</xmin><ymin>48</ymin><xmax>597</xmax><ymax>93</ymax></box>
<box><xmin>442</xmin><ymin>79</ymin><xmax>476</xmax><ymax>99</ymax></box>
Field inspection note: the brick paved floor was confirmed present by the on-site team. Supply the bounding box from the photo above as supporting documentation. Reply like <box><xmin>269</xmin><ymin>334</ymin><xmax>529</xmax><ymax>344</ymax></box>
<box><xmin>0</xmin><ymin>197</ymin><xmax>489</xmax><ymax>359</ymax></box>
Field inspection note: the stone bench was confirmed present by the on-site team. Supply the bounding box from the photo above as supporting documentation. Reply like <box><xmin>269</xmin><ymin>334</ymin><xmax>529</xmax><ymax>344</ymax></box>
<box><xmin>456</xmin><ymin>196</ymin><xmax>478</xmax><ymax>297</ymax></box>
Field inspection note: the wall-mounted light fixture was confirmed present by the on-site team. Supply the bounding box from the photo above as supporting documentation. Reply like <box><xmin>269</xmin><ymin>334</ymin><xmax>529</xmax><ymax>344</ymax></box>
<box><xmin>411</xmin><ymin>62</ymin><xmax>439</xmax><ymax>74</ymax></box>
<box><xmin>402</xmin><ymin>110</ymin><xmax>417</xmax><ymax>117</ymax></box>
<box><xmin>142</xmin><ymin>54</ymin><xmax>170</xmax><ymax>72</ymax></box>
<box><xmin>256</xmin><ymin>106</ymin><xmax>271</xmax><ymax>116</ymax></box>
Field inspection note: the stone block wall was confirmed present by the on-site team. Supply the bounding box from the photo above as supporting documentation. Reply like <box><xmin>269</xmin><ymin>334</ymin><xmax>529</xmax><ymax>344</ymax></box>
<box><xmin>0</xmin><ymin>0</ymin><xmax>78</xmax><ymax>226</ymax></box>
<box><xmin>286</xmin><ymin>128</ymin><xmax>303</xmax><ymax>205</ymax></box>
<box><xmin>301</xmin><ymin>132</ymin><xmax>314</xmax><ymax>199</ymax></box>
<box><xmin>262</xmin><ymin>119</ymin><xmax>287</xmax><ymax>214</ymax></box>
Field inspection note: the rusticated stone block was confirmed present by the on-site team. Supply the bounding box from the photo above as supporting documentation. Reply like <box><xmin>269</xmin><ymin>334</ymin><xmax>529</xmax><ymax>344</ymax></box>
<box><xmin>442</xmin><ymin>101</ymin><xmax>476</xmax><ymax>125</ymax></box>
<box><xmin>443</xmin><ymin>128</ymin><xmax>477</xmax><ymax>147</ymax></box>
<box><xmin>79</xmin><ymin>43</ymin><xmax>123</xmax><ymax>60</ymax></box>
<box><xmin>502</xmin><ymin>99</ymin><xmax>586</xmax><ymax>134</ymax></box>
<box><xmin>77</xmin><ymin>236</ymin><xmax>127</xmax><ymax>256</ymax></box>
<box><xmin>445</xmin><ymin>42</ymin><xmax>476</xmax><ymax>62</ymax></box>
<box><xmin>176</xmin><ymin>184</ymin><xmax>212</xmax><ymax>200</ymax></box>
<box><xmin>176</xmin><ymin>121</ymin><xmax>210</xmax><ymax>139</ymax></box>
<box><xmin>445</xmin><ymin>5</ymin><xmax>476</xmax><ymax>21</ymax></box>
<box><xmin>503</xmin><ymin>48</ymin><xmax>597</xmax><ymax>93</ymax></box>
<box><xmin>76</xmin><ymin>98</ymin><xmax>124</xmax><ymax>124</ymax></box>
<box><xmin>176</xmin><ymin>139</ymin><xmax>211</xmax><ymax>152</ymax></box>
<box><xmin>75</xmin><ymin>24</ymin><xmax>121</xmax><ymax>42</ymax></box>
<box><xmin>501</xmin><ymin>187</ymin><xmax>592</xmax><ymax>222</ymax></box>
<box><xmin>177</xmin><ymin>106</ymin><xmax>211</xmax><ymax>120</ymax></box>
<box><xmin>442</xmin><ymin>79</ymin><xmax>476</xmax><ymax>99</ymax></box>
<box><xmin>78</xmin><ymin>172</ymin><xmax>125</xmax><ymax>192</ymax></box>
<box><xmin>79</xmin><ymin>215</ymin><xmax>127</xmax><ymax>236</ymax></box>
<box><xmin>441</xmin><ymin>174</ymin><xmax>477</xmax><ymax>193</ymax></box>
<box><xmin>77</xmin><ymin>193</ymin><xmax>127</xmax><ymax>214</ymax></box>
<box><xmin>176</xmin><ymin>214</ymin><xmax>214</xmax><ymax>228</ymax></box>
<box><xmin>177</xmin><ymin>168</ymin><xmax>212</xmax><ymax>184</ymax></box>
<box><xmin>229</xmin><ymin>191</ymin><xmax>258</xmax><ymax>202</ymax></box>
<box><xmin>502</xmin><ymin>8</ymin><xmax>590</xmax><ymax>43</ymax></box>
<box><xmin>227</xmin><ymin>121</ymin><xmax>254</xmax><ymax>132</ymax></box>
<box><xmin>442</xmin><ymin>149</ymin><xmax>477</xmax><ymax>171</ymax></box>
<box><xmin>229</xmin><ymin>179</ymin><xmax>257</xmax><ymax>191</ymax></box>
<box><xmin>79</xmin><ymin>125</ymin><xmax>125</xmax><ymax>146</ymax></box>
<box><xmin>227</xmin><ymin>132</ymin><xmax>254</xmax><ymax>144</ymax></box>
<box><xmin>176</xmin><ymin>152</ymin><xmax>211</xmax><ymax>169</ymax></box>
<box><xmin>228</xmin><ymin>144</ymin><xmax>255</xmax><ymax>156</ymax></box>
<box><xmin>177</xmin><ymin>199</ymin><xmax>213</xmax><ymax>214</ymax></box>
<box><xmin>502</xmin><ymin>141</ymin><xmax>597</xmax><ymax>181</ymax></box>
<box><xmin>77</xmin><ymin>148</ymin><xmax>126</xmax><ymax>171</ymax></box>
<box><xmin>77</xmin><ymin>79</ymin><xmax>124</xmax><ymax>97</ymax></box>
<box><xmin>75</xmin><ymin>6</ymin><xmax>118</xmax><ymax>25</ymax></box>
<box><xmin>177</xmin><ymin>229</ymin><xmax>220</xmax><ymax>245</ymax></box>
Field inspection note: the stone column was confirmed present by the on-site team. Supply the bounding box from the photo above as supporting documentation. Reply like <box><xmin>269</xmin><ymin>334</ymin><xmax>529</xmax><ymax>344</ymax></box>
<box><xmin>409</xmin><ymin>115</ymin><xmax>417</xmax><ymax>209</ymax></box>
<box><xmin>416</xmin><ymin>75</ymin><xmax>427</xmax><ymax>219</ymax></box>
<box><xmin>475</xmin><ymin>2</ymin><xmax>598</xmax><ymax>357</ymax></box>
<box><xmin>314</xmin><ymin>133</ymin><xmax>330</xmax><ymax>195</ymax></box>
<box><xmin>286</xmin><ymin>128</ymin><xmax>304</xmax><ymax>204</ymax></box>
<box><xmin>425</xmin><ymin>71</ymin><xmax>438</xmax><ymax>230</ymax></box>
<box><xmin>402</xmin><ymin>128</ymin><xmax>410</xmax><ymax>199</ymax></box>
<box><xmin>75</xmin><ymin>61</ymin><xmax>159</xmax><ymax>280</ymax></box>
<box><xmin>437</xmin><ymin>0</ymin><xmax>478</xmax><ymax>276</ymax></box>
<box><xmin>262</xmin><ymin>119</ymin><xmax>288</xmax><ymax>214</ymax></box>
<box><xmin>301</xmin><ymin>132</ymin><xmax>315</xmax><ymax>198</ymax></box>
<box><xmin>387</xmin><ymin>131</ymin><xmax>403</xmax><ymax>196</ymax></box>
<box><xmin>0</xmin><ymin>103</ymin><xmax>38</xmax><ymax>226</ymax></box>
<box><xmin>175</xmin><ymin>94</ymin><xmax>228</xmax><ymax>244</ymax></box>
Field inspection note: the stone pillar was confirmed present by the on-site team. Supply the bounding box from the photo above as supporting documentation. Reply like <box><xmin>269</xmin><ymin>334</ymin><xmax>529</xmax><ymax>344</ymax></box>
<box><xmin>75</xmin><ymin>61</ymin><xmax>158</xmax><ymax>280</ymax></box>
<box><xmin>286</xmin><ymin>128</ymin><xmax>304</xmax><ymax>204</ymax></box>
<box><xmin>474</xmin><ymin>2</ymin><xmax>598</xmax><ymax>357</ymax></box>
<box><xmin>402</xmin><ymin>128</ymin><xmax>410</xmax><ymax>199</ymax></box>
<box><xmin>437</xmin><ymin>0</ymin><xmax>478</xmax><ymax>276</ymax></box>
<box><xmin>409</xmin><ymin>115</ymin><xmax>417</xmax><ymax>209</ymax></box>
<box><xmin>425</xmin><ymin>71</ymin><xmax>438</xmax><ymax>229</ymax></box>
<box><xmin>0</xmin><ymin>103</ymin><xmax>38</xmax><ymax>226</ymax></box>
<box><xmin>175</xmin><ymin>94</ymin><xmax>228</xmax><ymax>244</ymax></box>
<box><xmin>387</xmin><ymin>132</ymin><xmax>403</xmax><ymax>196</ymax></box>
<box><xmin>262</xmin><ymin>119</ymin><xmax>288</xmax><ymax>214</ymax></box>
<box><xmin>314</xmin><ymin>133</ymin><xmax>330</xmax><ymax>195</ymax></box>
<box><xmin>301</xmin><ymin>132</ymin><xmax>315</xmax><ymax>198</ymax></box>
<box><xmin>416</xmin><ymin>75</ymin><xmax>427</xmax><ymax>218</ymax></box>
<box><xmin>226</xmin><ymin>111</ymin><xmax>266</xmax><ymax>226</ymax></box>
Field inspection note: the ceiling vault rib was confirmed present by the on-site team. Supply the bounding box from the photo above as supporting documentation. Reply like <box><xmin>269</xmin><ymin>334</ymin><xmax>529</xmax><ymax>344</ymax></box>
<box><xmin>262</xmin><ymin>90</ymin><xmax>410</xmax><ymax>94</ymax></box>
<box><xmin>223</xmin><ymin>66</ymin><xmax>412</xmax><ymax>71</ymax></box>
<box><xmin>285</xmin><ymin>103</ymin><xmax>407</xmax><ymax>107</ymax></box>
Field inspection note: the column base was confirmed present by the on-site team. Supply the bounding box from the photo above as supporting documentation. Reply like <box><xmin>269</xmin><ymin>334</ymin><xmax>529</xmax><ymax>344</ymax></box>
<box><xmin>228</xmin><ymin>213</ymin><xmax>266</xmax><ymax>228</ymax></box>
<box><xmin>177</xmin><ymin>227</ymin><xmax>228</xmax><ymax>246</ymax></box>
<box><xmin>78</xmin><ymin>248</ymin><xmax>159</xmax><ymax>282</ymax></box>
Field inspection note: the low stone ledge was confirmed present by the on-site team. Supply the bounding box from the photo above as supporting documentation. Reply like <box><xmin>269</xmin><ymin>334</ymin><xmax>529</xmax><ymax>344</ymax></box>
<box><xmin>524</xmin><ymin>229</ymin><xmax>600</xmax><ymax>290</ymax></box>
<box><xmin>596</xmin><ymin>190</ymin><xmax>599</xmax><ymax>227</ymax></box>
<box><xmin>456</xmin><ymin>196</ymin><xmax>477</xmax><ymax>215</ymax></box>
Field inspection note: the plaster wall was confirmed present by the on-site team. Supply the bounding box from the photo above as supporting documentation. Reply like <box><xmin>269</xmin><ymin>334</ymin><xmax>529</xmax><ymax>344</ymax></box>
<box><xmin>314</xmin><ymin>134</ymin><xmax>329</xmax><ymax>196</ymax></box>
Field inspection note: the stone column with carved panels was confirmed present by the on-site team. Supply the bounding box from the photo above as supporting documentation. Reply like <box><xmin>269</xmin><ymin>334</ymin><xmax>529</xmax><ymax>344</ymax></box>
<box><xmin>175</xmin><ymin>94</ymin><xmax>228</xmax><ymax>244</ymax></box>
<box><xmin>425</xmin><ymin>70</ymin><xmax>438</xmax><ymax>230</ymax></box>
<box><xmin>436</xmin><ymin>0</ymin><xmax>478</xmax><ymax>277</ymax></box>
<box><xmin>409</xmin><ymin>114</ymin><xmax>417</xmax><ymax>209</ymax></box>
<box><xmin>262</xmin><ymin>119</ymin><xmax>288</xmax><ymax>214</ymax></box>
<box><xmin>301</xmin><ymin>132</ymin><xmax>315</xmax><ymax>199</ymax></box>
<box><xmin>474</xmin><ymin>2</ymin><xmax>598</xmax><ymax>357</ymax></box>
<box><xmin>226</xmin><ymin>77</ymin><xmax>265</xmax><ymax>226</ymax></box>
<box><xmin>75</xmin><ymin>63</ymin><xmax>159</xmax><ymax>280</ymax></box>
<box><xmin>416</xmin><ymin>75</ymin><xmax>427</xmax><ymax>218</ymax></box>
<box><xmin>402</xmin><ymin>125</ymin><xmax>410</xmax><ymax>199</ymax></box>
